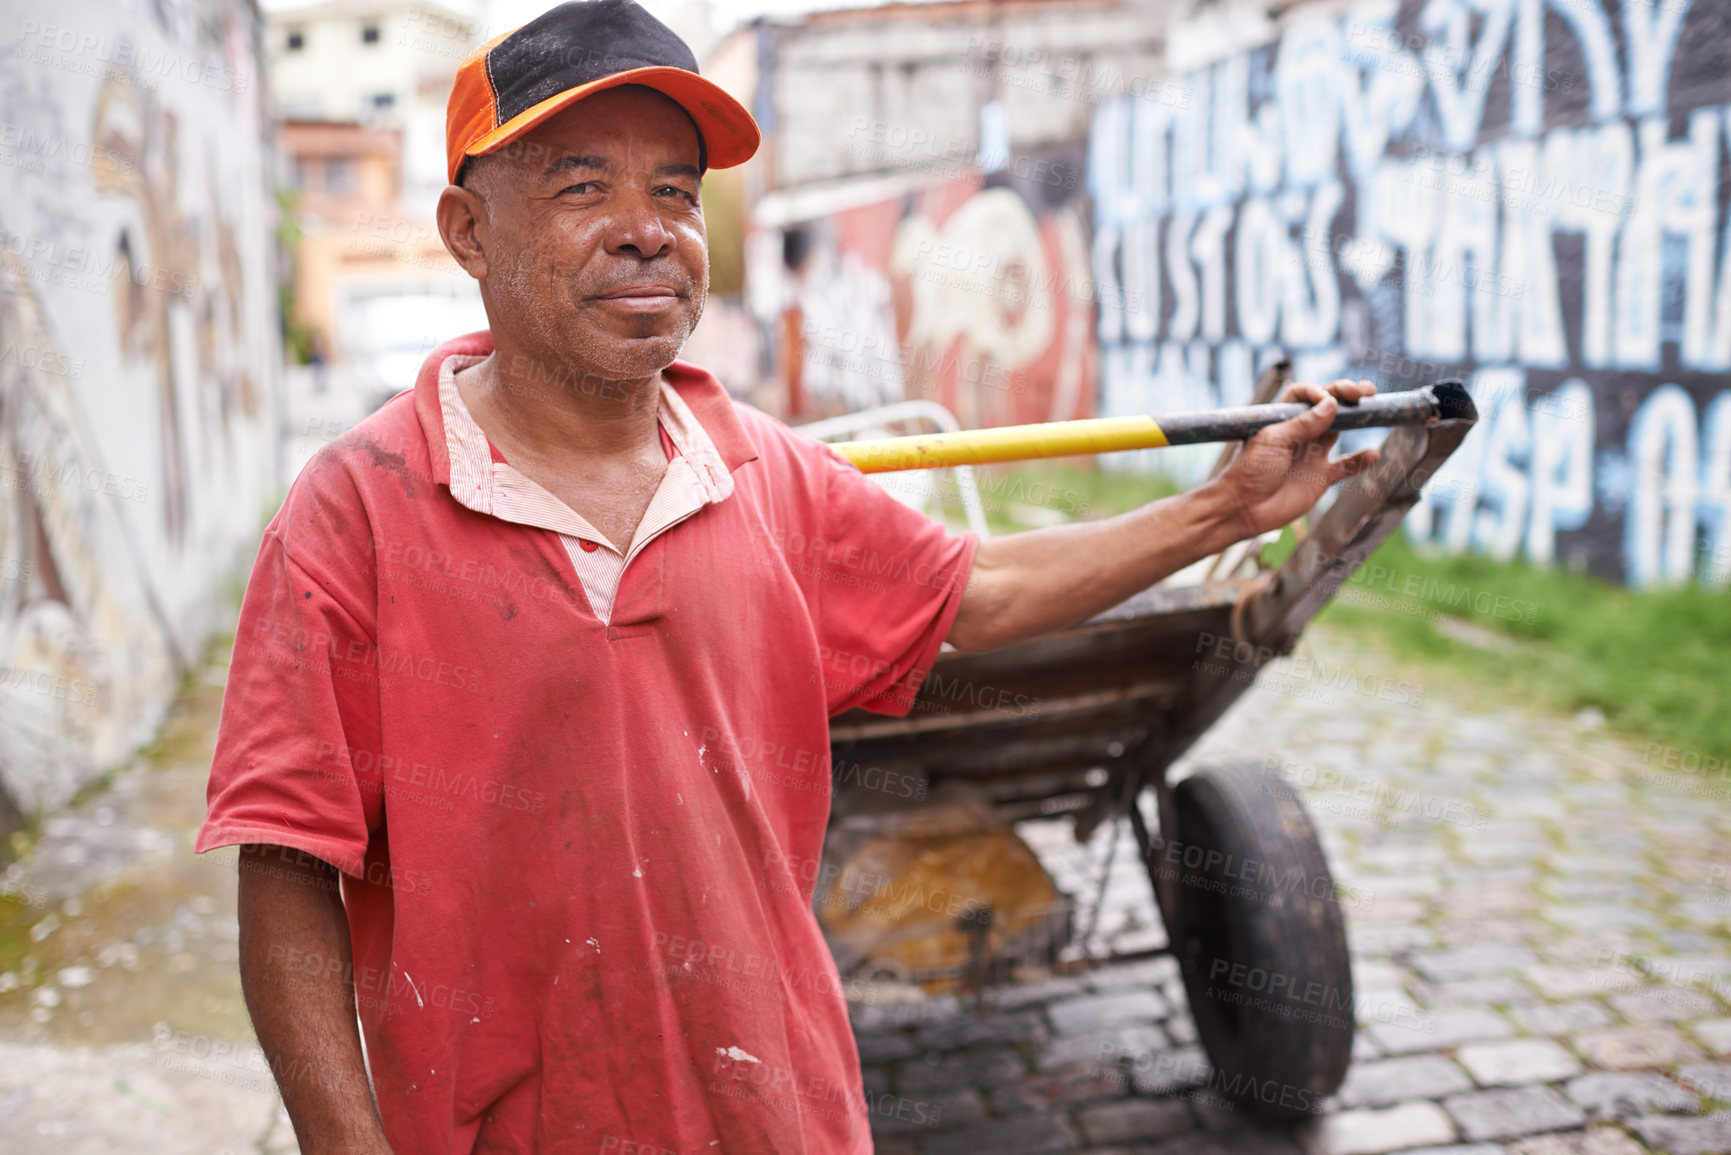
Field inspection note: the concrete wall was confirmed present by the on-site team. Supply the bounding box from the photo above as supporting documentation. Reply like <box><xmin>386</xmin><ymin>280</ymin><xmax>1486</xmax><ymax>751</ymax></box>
<box><xmin>0</xmin><ymin>0</ymin><xmax>281</xmax><ymax>824</ymax></box>
<box><xmin>766</xmin><ymin>0</ymin><xmax>1168</xmax><ymax>189</ymax></box>
<box><xmin>726</xmin><ymin>0</ymin><xmax>1165</xmax><ymax>421</ymax></box>
<box><xmin>1090</xmin><ymin>0</ymin><xmax>1731</xmax><ymax>587</ymax></box>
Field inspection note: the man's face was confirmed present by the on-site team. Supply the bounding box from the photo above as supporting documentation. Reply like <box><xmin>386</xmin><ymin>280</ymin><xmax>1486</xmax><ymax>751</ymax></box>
<box><xmin>468</xmin><ymin>85</ymin><xmax>708</xmax><ymax>383</ymax></box>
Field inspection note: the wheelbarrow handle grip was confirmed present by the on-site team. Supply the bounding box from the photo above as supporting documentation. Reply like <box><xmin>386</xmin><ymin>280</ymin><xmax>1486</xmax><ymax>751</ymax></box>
<box><xmin>832</xmin><ymin>381</ymin><xmax>1473</xmax><ymax>474</ymax></box>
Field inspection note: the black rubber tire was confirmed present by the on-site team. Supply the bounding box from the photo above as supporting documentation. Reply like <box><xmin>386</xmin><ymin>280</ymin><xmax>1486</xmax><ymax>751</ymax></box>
<box><xmin>1160</xmin><ymin>760</ymin><xmax>1354</xmax><ymax>1122</ymax></box>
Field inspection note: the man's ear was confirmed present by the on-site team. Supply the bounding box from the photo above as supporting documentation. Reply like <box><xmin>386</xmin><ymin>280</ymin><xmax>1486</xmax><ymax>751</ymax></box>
<box><xmin>438</xmin><ymin>185</ymin><xmax>489</xmax><ymax>279</ymax></box>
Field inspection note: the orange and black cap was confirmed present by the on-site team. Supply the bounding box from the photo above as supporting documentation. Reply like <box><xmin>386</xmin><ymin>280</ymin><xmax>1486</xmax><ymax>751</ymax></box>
<box><xmin>446</xmin><ymin>0</ymin><xmax>760</xmax><ymax>185</ymax></box>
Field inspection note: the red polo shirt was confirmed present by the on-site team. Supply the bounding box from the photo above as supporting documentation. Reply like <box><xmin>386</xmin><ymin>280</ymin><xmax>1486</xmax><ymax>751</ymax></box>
<box><xmin>197</xmin><ymin>332</ymin><xmax>977</xmax><ymax>1154</ymax></box>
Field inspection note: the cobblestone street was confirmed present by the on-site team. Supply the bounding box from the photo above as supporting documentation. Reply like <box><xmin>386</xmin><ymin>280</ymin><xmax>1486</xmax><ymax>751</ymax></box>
<box><xmin>1</xmin><ymin>626</ymin><xmax>1729</xmax><ymax>1152</ymax></box>
<box><xmin>851</xmin><ymin>628</ymin><xmax>1731</xmax><ymax>1155</ymax></box>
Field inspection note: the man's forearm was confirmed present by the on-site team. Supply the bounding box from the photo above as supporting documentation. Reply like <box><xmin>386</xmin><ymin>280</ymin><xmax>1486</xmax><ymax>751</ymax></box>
<box><xmin>238</xmin><ymin>845</ymin><xmax>392</xmax><ymax>1154</ymax></box>
<box><xmin>948</xmin><ymin>481</ymin><xmax>1242</xmax><ymax>651</ymax></box>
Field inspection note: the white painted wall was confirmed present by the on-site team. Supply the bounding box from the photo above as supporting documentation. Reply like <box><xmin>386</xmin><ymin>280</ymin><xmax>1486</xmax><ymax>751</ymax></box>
<box><xmin>0</xmin><ymin>0</ymin><xmax>280</xmax><ymax>817</ymax></box>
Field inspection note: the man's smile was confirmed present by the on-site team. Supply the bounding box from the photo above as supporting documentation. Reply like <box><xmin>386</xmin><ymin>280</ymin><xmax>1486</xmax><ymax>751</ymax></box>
<box><xmin>591</xmin><ymin>282</ymin><xmax>684</xmax><ymax>313</ymax></box>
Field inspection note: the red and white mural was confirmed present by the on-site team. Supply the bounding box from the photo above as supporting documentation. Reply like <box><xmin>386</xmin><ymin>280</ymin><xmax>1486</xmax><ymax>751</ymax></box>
<box><xmin>748</xmin><ymin>159</ymin><xmax>1100</xmax><ymax>431</ymax></box>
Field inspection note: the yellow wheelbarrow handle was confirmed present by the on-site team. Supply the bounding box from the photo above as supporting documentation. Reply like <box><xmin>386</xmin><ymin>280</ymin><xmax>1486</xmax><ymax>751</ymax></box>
<box><xmin>831</xmin><ymin>382</ymin><xmax>1471</xmax><ymax>473</ymax></box>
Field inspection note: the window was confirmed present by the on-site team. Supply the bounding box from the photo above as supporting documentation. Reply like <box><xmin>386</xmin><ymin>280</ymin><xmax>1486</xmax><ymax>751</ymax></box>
<box><xmin>370</xmin><ymin>92</ymin><xmax>396</xmax><ymax>110</ymax></box>
<box><xmin>361</xmin><ymin>23</ymin><xmax>380</xmax><ymax>44</ymax></box>
<box><xmin>324</xmin><ymin>158</ymin><xmax>356</xmax><ymax>195</ymax></box>
<box><xmin>285</xmin><ymin>28</ymin><xmax>304</xmax><ymax>50</ymax></box>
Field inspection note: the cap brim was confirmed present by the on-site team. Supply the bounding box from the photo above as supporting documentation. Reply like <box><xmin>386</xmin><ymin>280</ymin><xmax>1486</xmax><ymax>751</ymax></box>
<box><xmin>464</xmin><ymin>66</ymin><xmax>760</xmax><ymax>174</ymax></box>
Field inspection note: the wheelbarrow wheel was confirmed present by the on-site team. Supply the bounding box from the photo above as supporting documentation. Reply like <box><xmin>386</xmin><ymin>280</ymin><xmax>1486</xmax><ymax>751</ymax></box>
<box><xmin>1160</xmin><ymin>760</ymin><xmax>1353</xmax><ymax>1122</ymax></box>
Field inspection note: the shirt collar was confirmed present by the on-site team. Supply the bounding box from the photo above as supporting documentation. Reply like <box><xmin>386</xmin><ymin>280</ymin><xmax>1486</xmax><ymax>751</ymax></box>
<box><xmin>412</xmin><ymin>330</ymin><xmax>758</xmax><ymax>497</ymax></box>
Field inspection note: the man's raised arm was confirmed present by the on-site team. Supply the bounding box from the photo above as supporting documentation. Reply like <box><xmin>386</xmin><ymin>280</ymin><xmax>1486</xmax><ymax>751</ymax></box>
<box><xmin>238</xmin><ymin>844</ymin><xmax>393</xmax><ymax>1155</ymax></box>
<box><xmin>948</xmin><ymin>381</ymin><xmax>1380</xmax><ymax>652</ymax></box>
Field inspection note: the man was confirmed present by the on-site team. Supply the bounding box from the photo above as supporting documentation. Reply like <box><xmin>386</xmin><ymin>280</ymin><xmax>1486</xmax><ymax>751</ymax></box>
<box><xmin>198</xmin><ymin>2</ymin><xmax>1377</xmax><ymax>1151</ymax></box>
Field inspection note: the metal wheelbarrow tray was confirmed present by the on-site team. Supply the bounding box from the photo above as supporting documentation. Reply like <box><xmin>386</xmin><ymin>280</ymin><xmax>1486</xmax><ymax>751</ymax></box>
<box><xmin>825</xmin><ymin>387</ymin><xmax>1478</xmax><ymax>1121</ymax></box>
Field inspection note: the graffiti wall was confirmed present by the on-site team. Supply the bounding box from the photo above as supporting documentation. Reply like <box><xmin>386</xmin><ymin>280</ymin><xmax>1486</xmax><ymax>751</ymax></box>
<box><xmin>0</xmin><ymin>0</ymin><xmax>279</xmax><ymax>823</ymax></box>
<box><xmin>750</xmin><ymin>151</ymin><xmax>1099</xmax><ymax>431</ymax></box>
<box><xmin>1090</xmin><ymin>0</ymin><xmax>1731</xmax><ymax>587</ymax></box>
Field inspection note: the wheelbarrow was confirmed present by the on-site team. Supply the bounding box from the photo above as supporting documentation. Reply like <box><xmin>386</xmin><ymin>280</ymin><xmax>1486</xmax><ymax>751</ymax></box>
<box><xmin>809</xmin><ymin>369</ymin><xmax>1479</xmax><ymax>1121</ymax></box>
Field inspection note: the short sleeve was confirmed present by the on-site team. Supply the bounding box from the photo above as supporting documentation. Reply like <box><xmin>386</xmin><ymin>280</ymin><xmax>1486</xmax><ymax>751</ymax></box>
<box><xmin>195</xmin><ymin>476</ymin><xmax>383</xmax><ymax>877</ymax></box>
<box><xmin>814</xmin><ymin>452</ymin><xmax>978</xmax><ymax>717</ymax></box>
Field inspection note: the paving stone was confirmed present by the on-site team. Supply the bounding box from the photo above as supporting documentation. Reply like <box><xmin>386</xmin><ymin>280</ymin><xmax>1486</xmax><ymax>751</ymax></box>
<box><xmin>1410</xmin><ymin>945</ymin><xmax>1540</xmax><ymax>982</ymax></box>
<box><xmin>1355</xmin><ymin>960</ymin><xmax>1417</xmax><ymax>988</ymax></box>
<box><xmin>1048</xmin><ymin>991</ymin><xmax>1170</xmax><ymax>1036</ymax></box>
<box><xmin>916</xmin><ymin>1009</ymin><xmax>1048</xmax><ymax>1051</ymax></box>
<box><xmin>1689</xmin><ymin>1019</ymin><xmax>1731</xmax><ymax>1055</ymax></box>
<box><xmin>1524</xmin><ymin>967</ymin><xmax>1646</xmax><ymax>1001</ymax></box>
<box><xmin>1352</xmin><ymin>1032</ymin><xmax>1384</xmax><ymax>1063</ymax></box>
<box><xmin>1507</xmin><ymin>1126</ymin><xmax>1652</xmax><ymax>1155</ymax></box>
<box><xmin>1571</xmin><ymin>1026</ymin><xmax>1707</xmax><ymax>1070</ymax></box>
<box><xmin>1678</xmin><ymin>1062</ymin><xmax>1731</xmax><ymax>1100</ymax></box>
<box><xmin>1149</xmin><ymin>1129</ymin><xmax>1303</xmax><ymax>1155</ymax></box>
<box><xmin>1355</xmin><ymin>925</ymin><xmax>1439</xmax><ymax>954</ymax></box>
<box><xmin>919</xmin><ymin>1113</ymin><xmax>1078</xmax><ymax>1155</ymax></box>
<box><xmin>991</xmin><ymin>1067</ymin><xmax>1128</xmax><ymax>1114</ymax></box>
<box><xmin>1128</xmin><ymin>1045</ymin><xmax>1210</xmax><ymax>1096</ymax></box>
<box><xmin>1547</xmin><ymin>856</ymin><xmax>1629</xmax><ymax>878</ymax></box>
<box><xmin>1433</xmin><ymin>919</ymin><xmax>1543</xmax><ymax>945</ymax></box>
<box><xmin>1512</xmin><ymin>1002</ymin><xmax>1615</xmax><ymax>1035</ymax></box>
<box><xmin>896</xmin><ymin>1046</ymin><xmax>1026</xmax><ymax>1093</ymax></box>
<box><xmin>1643</xmin><ymin>955</ymin><xmax>1731</xmax><ymax>988</ymax></box>
<box><xmin>1564</xmin><ymin>1071</ymin><xmax>1699</xmax><ymax>1120</ymax></box>
<box><xmin>1299</xmin><ymin>1100</ymin><xmax>1457</xmax><ymax>1155</ymax></box>
<box><xmin>1359</xmin><ymin>988</ymin><xmax>1429</xmax><ymax>1029</ymax></box>
<box><xmin>1542</xmin><ymin>880</ymin><xmax>1647</xmax><ymax>902</ymax></box>
<box><xmin>1370</xmin><ymin>1007</ymin><xmax>1514</xmax><ymax>1055</ymax></box>
<box><xmin>1086</xmin><ymin>957</ymin><xmax>1180</xmax><ymax>992</ymax></box>
<box><xmin>1628</xmin><ymin>1112</ymin><xmax>1731</xmax><ymax>1155</ymax></box>
<box><xmin>982</xmin><ymin>975</ymin><xmax>1089</xmax><ymax>1011</ymax></box>
<box><xmin>857</xmin><ymin>1032</ymin><xmax>919</xmax><ymax>1062</ymax></box>
<box><xmin>1610</xmin><ymin>986</ymin><xmax>1724</xmax><ymax>1024</ymax></box>
<box><xmin>1038</xmin><ymin>1023</ymin><xmax>1168</xmax><ymax>1074</ymax></box>
<box><xmin>1399</xmin><ymin>1147</ymin><xmax>1505</xmax><ymax>1155</ymax></box>
<box><xmin>1415</xmin><ymin>977</ymin><xmax>1538</xmax><ymax>1007</ymax></box>
<box><xmin>1544</xmin><ymin>907</ymin><xmax>1662</xmax><ymax>934</ymax></box>
<box><xmin>867</xmin><ymin>1087</ymin><xmax>985</xmax><ymax>1136</ymax></box>
<box><xmin>1444</xmin><ymin>1086</ymin><xmax>1588</xmax><ymax>1142</ymax></box>
<box><xmin>1078</xmin><ymin>1098</ymin><xmax>1196</xmax><ymax>1145</ymax></box>
<box><xmin>1338</xmin><ymin>1056</ymin><xmax>1475</xmax><ymax>1108</ymax></box>
<box><xmin>1458</xmin><ymin>1039</ymin><xmax>1584</xmax><ymax>1086</ymax></box>
<box><xmin>1441</xmin><ymin>890</ymin><xmax>1541</xmax><ymax>919</ymax></box>
<box><xmin>851</xmin><ymin>997</ymin><xmax>963</xmax><ymax>1033</ymax></box>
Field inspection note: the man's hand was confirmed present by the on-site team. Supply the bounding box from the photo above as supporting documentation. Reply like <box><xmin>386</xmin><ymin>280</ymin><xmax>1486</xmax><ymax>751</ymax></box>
<box><xmin>1206</xmin><ymin>379</ymin><xmax>1381</xmax><ymax>541</ymax></box>
<box><xmin>947</xmin><ymin>378</ymin><xmax>1381</xmax><ymax>652</ymax></box>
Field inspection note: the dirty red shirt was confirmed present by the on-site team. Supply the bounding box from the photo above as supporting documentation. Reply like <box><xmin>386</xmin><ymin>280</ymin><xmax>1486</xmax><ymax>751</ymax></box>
<box><xmin>197</xmin><ymin>332</ymin><xmax>977</xmax><ymax>1154</ymax></box>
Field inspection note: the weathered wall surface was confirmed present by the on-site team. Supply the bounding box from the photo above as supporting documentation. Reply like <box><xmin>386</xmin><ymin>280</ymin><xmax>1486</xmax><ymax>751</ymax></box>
<box><xmin>0</xmin><ymin>0</ymin><xmax>280</xmax><ymax>824</ymax></box>
<box><xmin>741</xmin><ymin>1</ymin><xmax>1167</xmax><ymax>423</ymax></box>
<box><xmin>768</xmin><ymin>2</ymin><xmax>1167</xmax><ymax>188</ymax></box>
<box><xmin>751</xmin><ymin>163</ymin><xmax>1101</xmax><ymax>427</ymax></box>
<box><xmin>1090</xmin><ymin>0</ymin><xmax>1731</xmax><ymax>586</ymax></box>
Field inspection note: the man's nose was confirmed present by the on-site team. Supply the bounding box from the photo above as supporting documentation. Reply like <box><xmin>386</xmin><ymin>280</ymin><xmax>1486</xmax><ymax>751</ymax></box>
<box><xmin>605</xmin><ymin>190</ymin><xmax>674</xmax><ymax>259</ymax></box>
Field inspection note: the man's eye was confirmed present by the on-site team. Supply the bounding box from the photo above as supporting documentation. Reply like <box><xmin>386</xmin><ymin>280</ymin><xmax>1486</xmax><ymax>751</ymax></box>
<box><xmin>561</xmin><ymin>182</ymin><xmax>597</xmax><ymax>195</ymax></box>
<box><xmin>657</xmin><ymin>185</ymin><xmax>699</xmax><ymax>203</ymax></box>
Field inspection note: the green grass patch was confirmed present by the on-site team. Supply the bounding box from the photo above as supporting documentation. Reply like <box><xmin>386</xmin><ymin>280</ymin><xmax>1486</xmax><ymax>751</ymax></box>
<box><xmin>1313</xmin><ymin>531</ymin><xmax>1731</xmax><ymax>758</ymax></box>
<box><xmin>963</xmin><ymin>461</ymin><xmax>1181</xmax><ymax>534</ymax></box>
